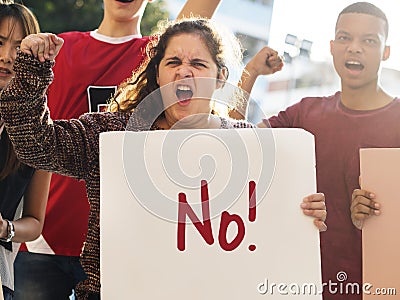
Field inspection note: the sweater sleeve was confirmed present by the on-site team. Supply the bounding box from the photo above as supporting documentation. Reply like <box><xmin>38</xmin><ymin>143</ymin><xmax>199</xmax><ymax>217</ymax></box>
<box><xmin>0</xmin><ymin>51</ymin><xmax>110</xmax><ymax>180</ymax></box>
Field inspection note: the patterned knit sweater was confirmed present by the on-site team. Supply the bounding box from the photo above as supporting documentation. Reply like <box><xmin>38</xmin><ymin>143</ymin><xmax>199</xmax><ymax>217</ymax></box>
<box><xmin>0</xmin><ymin>52</ymin><xmax>255</xmax><ymax>299</ymax></box>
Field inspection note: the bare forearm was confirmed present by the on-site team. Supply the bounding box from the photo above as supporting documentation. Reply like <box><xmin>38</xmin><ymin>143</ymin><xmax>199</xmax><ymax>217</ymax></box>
<box><xmin>228</xmin><ymin>68</ymin><xmax>258</xmax><ymax>120</ymax></box>
<box><xmin>239</xmin><ymin>67</ymin><xmax>258</xmax><ymax>97</ymax></box>
<box><xmin>177</xmin><ymin>0</ymin><xmax>221</xmax><ymax>19</ymax></box>
<box><xmin>233</xmin><ymin>47</ymin><xmax>284</xmax><ymax>120</ymax></box>
<box><xmin>9</xmin><ymin>217</ymin><xmax>43</xmax><ymax>243</ymax></box>
<box><xmin>0</xmin><ymin>216</ymin><xmax>43</xmax><ymax>243</ymax></box>
<box><xmin>11</xmin><ymin>169</ymin><xmax>50</xmax><ymax>243</ymax></box>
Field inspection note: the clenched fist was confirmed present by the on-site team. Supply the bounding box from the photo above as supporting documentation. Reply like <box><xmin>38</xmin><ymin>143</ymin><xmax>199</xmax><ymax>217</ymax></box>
<box><xmin>20</xmin><ymin>33</ymin><xmax>64</xmax><ymax>62</ymax></box>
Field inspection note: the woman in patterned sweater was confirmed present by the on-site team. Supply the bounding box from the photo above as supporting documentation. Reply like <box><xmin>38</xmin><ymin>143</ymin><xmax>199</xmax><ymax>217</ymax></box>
<box><xmin>0</xmin><ymin>18</ymin><xmax>326</xmax><ymax>299</ymax></box>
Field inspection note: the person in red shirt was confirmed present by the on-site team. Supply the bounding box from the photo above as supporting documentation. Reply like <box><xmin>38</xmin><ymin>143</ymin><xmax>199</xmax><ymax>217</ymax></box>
<box><xmin>13</xmin><ymin>1</ymin><xmax>222</xmax><ymax>300</ymax></box>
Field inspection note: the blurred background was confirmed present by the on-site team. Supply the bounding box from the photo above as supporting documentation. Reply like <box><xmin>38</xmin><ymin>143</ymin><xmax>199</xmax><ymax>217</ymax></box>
<box><xmin>21</xmin><ymin>0</ymin><xmax>400</xmax><ymax>122</ymax></box>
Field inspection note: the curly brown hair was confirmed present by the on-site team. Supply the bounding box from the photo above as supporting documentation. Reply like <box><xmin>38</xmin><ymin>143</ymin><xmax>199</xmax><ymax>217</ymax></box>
<box><xmin>109</xmin><ymin>18</ymin><xmax>243</xmax><ymax>120</ymax></box>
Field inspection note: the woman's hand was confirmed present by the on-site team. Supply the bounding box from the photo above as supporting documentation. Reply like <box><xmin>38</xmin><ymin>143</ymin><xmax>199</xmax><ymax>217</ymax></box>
<box><xmin>20</xmin><ymin>33</ymin><xmax>64</xmax><ymax>62</ymax></box>
<box><xmin>350</xmin><ymin>189</ymin><xmax>380</xmax><ymax>230</ymax></box>
<box><xmin>301</xmin><ymin>193</ymin><xmax>327</xmax><ymax>232</ymax></box>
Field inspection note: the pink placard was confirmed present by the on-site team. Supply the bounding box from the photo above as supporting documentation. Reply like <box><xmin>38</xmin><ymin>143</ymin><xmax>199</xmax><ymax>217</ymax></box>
<box><xmin>360</xmin><ymin>148</ymin><xmax>400</xmax><ymax>299</ymax></box>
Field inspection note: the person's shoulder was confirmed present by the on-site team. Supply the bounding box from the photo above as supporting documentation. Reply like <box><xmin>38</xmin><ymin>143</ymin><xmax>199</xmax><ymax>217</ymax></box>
<box><xmin>384</xmin><ymin>97</ymin><xmax>400</xmax><ymax>111</ymax></box>
<box><xmin>90</xmin><ymin>31</ymin><xmax>150</xmax><ymax>46</ymax></box>
<box><xmin>58</xmin><ymin>31</ymin><xmax>90</xmax><ymax>42</ymax></box>
<box><xmin>299</xmin><ymin>91</ymin><xmax>339</xmax><ymax>105</ymax></box>
<box><xmin>290</xmin><ymin>92</ymin><xmax>339</xmax><ymax>112</ymax></box>
<box><xmin>132</xmin><ymin>35</ymin><xmax>151</xmax><ymax>47</ymax></box>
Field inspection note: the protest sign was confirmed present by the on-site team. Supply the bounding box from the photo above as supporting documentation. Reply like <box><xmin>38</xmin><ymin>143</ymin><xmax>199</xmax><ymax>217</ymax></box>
<box><xmin>100</xmin><ymin>128</ymin><xmax>322</xmax><ymax>299</ymax></box>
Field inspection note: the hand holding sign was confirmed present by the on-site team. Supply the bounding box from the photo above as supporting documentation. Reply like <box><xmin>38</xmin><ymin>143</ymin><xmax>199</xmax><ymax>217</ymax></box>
<box><xmin>100</xmin><ymin>128</ymin><xmax>322</xmax><ymax>299</ymax></box>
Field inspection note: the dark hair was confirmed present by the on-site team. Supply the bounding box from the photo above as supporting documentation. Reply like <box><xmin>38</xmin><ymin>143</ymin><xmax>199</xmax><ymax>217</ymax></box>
<box><xmin>109</xmin><ymin>18</ymin><xmax>242</xmax><ymax>116</ymax></box>
<box><xmin>0</xmin><ymin>2</ymin><xmax>40</xmax><ymax>180</ymax></box>
<box><xmin>337</xmin><ymin>2</ymin><xmax>388</xmax><ymax>39</ymax></box>
<box><xmin>0</xmin><ymin>2</ymin><xmax>40</xmax><ymax>36</ymax></box>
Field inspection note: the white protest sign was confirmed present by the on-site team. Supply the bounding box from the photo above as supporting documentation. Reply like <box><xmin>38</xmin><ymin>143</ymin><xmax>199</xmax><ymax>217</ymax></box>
<box><xmin>100</xmin><ymin>128</ymin><xmax>322</xmax><ymax>299</ymax></box>
<box><xmin>0</xmin><ymin>275</ymin><xmax>3</xmax><ymax>300</ymax></box>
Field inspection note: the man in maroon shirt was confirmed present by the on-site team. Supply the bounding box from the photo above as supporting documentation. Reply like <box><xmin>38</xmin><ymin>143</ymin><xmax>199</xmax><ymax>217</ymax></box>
<box><xmin>241</xmin><ymin>2</ymin><xmax>398</xmax><ymax>300</ymax></box>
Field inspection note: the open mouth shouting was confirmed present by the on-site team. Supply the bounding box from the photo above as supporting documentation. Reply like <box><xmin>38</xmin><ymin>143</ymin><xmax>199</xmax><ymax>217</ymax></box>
<box><xmin>175</xmin><ymin>85</ymin><xmax>193</xmax><ymax>106</ymax></box>
<box><xmin>345</xmin><ymin>60</ymin><xmax>364</xmax><ymax>74</ymax></box>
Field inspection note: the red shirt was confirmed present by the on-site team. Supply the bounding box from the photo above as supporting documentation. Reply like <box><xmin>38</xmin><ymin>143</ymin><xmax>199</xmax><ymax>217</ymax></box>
<box><xmin>20</xmin><ymin>31</ymin><xmax>150</xmax><ymax>256</ymax></box>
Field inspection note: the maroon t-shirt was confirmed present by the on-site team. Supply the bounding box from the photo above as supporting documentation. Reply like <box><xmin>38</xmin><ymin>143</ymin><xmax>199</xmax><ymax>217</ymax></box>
<box><xmin>266</xmin><ymin>91</ymin><xmax>400</xmax><ymax>300</ymax></box>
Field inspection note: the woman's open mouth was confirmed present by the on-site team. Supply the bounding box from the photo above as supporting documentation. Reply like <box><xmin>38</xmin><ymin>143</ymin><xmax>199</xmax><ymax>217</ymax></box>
<box><xmin>176</xmin><ymin>85</ymin><xmax>193</xmax><ymax>106</ymax></box>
